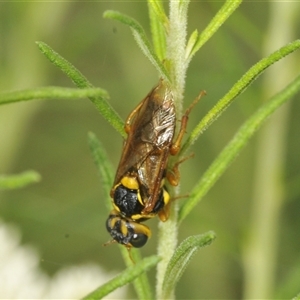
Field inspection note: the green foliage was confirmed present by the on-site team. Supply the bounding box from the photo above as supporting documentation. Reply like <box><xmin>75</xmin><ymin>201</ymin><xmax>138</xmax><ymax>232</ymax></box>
<box><xmin>93</xmin><ymin>2</ymin><xmax>300</xmax><ymax>299</ymax></box>
<box><xmin>0</xmin><ymin>171</ymin><xmax>41</xmax><ymax>190</ymax></box>
<box><xmin>87</xmin><ymin>132</ymin><xmax>114</xmax><ymax>211</ymax></box>
<box><xmin>0</xmin><ymin>87</ymin><xmax>107</xmax><ymax>105</ymax></box>
<box><xmin>185</xmin><ymin>0</ymin><xmax>242</xmax><ymax>63</ymax></box>
<box><xmin>147</xmin><ymin>0</ymin><xmax>168</xmax><ymax>61</ymax></box>
<box><xmin>179</xmin><ymin>72</ymin><xmax>300</xmax><ymax>223</ymax></box>
<box><xmin>103</xmin><ymin>10</ymin><xmax>170</xmax><ymax>81</ymax></box>
<box><xmin>180</xmin><ymin>40</ymin><xmax>300</xmax><ymax>157</ymax></box>
<box><xmin>87</xmin><ymin>132</ymin><xmax>154</xmax><ymax>299</ymax></box>
<box><xmin>82</xmin><ymin>255</ymin><xmax>160</xmax><ymax>300</ymax></box>
<box><xmin>36</xmin><ymin>41</ymin><xmax>125</xmax><ymax>137</ymax></box>
<box><xmin>1</xmin><ymin>1</ymin><xmax>300</xmax><ymax>299</ymax></box>
<box><xmin>162</xmin><ymin>232</ymin><xmax>216</xmax><ymax>299</ymax></box>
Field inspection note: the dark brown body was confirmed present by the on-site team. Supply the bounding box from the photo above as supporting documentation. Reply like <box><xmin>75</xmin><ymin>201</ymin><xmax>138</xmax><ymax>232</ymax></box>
<box><xmin>111</xmin><ymin>79</ymin><xmax>176</xmax><ymax>216</ymax></box>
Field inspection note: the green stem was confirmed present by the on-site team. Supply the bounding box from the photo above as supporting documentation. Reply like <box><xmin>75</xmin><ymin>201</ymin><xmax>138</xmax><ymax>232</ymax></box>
<box><xmin>156</xmin><ymin>2</ymin><xmax>190</xmax><ymax>299</ymax></box>
<box><xmin>166</xmin><ymin>1</ymin><xmax>189</xmax><ymax>110</ymax></box>
<box><xmin>156</xmin><ymin>202</ymin><xmax>179</xmax><ymax>300</ymax></box>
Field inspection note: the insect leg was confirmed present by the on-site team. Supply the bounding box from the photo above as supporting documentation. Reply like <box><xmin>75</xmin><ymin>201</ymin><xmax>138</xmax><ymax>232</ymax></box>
<box><xmin>166</xmin><ymin>153</ymin><xmax>195</xmax><ymax>186</ymax></box>
<box><xmin>170</xmin><ymin>90</ymin><xmax>206</xmax><ymax>155</ymax></box>
<box><xmin>158</xmin><ymin>201</ymin><xmax>171</xmax><ymax>222</ymax></box>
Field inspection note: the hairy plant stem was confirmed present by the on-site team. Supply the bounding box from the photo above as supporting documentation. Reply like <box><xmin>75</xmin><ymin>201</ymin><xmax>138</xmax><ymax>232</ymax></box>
<box><xmin>166</xmin><ymin>1</ymin><xmax>189</xmax><ymax>112</ymax></box>
<box><xmin>156</xmin><ymin>1</ymin><xmax>190</xmax><ymax>299</ymax></box>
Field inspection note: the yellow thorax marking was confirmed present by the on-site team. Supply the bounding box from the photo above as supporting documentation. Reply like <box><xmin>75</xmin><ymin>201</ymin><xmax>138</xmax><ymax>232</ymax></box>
<box><xmin>121</xmin><ymin>176</ymin><xmax>139</xmax><ymax>190</ymax></box>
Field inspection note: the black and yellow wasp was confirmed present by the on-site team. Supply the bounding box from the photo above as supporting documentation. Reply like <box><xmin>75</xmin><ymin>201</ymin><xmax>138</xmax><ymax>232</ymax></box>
<box><xmin>106</xmin><ymin>79</ymin><xmax>202</xmax><ymax>250</ymax></box>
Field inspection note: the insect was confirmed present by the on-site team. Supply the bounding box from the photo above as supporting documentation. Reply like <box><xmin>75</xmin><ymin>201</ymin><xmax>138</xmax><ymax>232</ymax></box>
<box><xmin>106</xmin><ymin>79</ymin><xmax>202</xmax><ymax>250</ymax></box>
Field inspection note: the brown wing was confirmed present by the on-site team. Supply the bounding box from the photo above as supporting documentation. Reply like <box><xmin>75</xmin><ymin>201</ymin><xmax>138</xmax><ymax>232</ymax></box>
<box><xmin>112</xmin><ymin>80</ymin><xmax>176</xmax><ymax>210</ymax></box>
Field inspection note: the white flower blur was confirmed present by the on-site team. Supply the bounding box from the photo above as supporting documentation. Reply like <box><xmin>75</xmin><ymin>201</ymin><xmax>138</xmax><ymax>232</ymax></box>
<box><xmin>0</xmin><ymin>219</ymin><xmax>127</xmax><ymax>299</ymax></box>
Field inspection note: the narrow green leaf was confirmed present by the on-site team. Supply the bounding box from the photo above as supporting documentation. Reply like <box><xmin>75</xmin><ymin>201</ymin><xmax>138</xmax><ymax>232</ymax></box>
<box><xmin>127</xmin><ymin>249</ymin><xmax>154</xmax><ymax>300</ymax></box>
<box><xmin>0</xmin><ymin>87</ymin><xmax>107</xmax><ymax>105</ymax></box>
<box><xmin>213</xmin><ymin>2</ymin><xmax>262</xmax><ymax>56</ymax></box>
<box><xmin>88</xmin><ymin>132</ymin><xmax>114</xmax><ymax>211</ymax></box>
<box><xmin>179</xmin><ymin>72</ymin><xmax>300</xmax><ymax>223</ymax></box>
<box><xmin>181</xmin><ymin>39</ymin><xmax>300</xmax><ymax>157</ymax></box>
<box><xmin>82</xmin><ymin>255</ymin><xmax>160</xmax><ymax>300</ymax></box>
<box><xmin>36</xmin><ymin>41</ymin><xmax>125</xmax><ymax>137</ymax></box>
<box><xmin>147</xmin><ymin>0</ymin><xmax>169</xmax><ymax>28</ymax></box>
<box><xmin>162</xmin><ymin>232</ymin><xmax>216</xmax><ymax>299</ymax></box>
<box><xmin>147</xmin><ymin>0</ymin><xmax>168</xmax><ymax>60</ymax></box>
<box><xmin>185</xmin><ymin>29</ymin><xmax>198</xmax><ymax>61</ymax></box>
<box><xmin>186</xmin><ymin>0</ymin><xmax>242</xmax><ymax>62</ymax></box>
<box><xmin>0</xmin><ymin>170</ymin><xmax>41</xmax><ymax>190</ymax></box>
<box><xmin>36</xmin><ymin>41</ymin><xmax>93</xmax><ymax>89</ymax></box>
<box><xmin>103</xmin><ymin>10</ymin><xmax>170</xmax><ymax>81</ymax></box>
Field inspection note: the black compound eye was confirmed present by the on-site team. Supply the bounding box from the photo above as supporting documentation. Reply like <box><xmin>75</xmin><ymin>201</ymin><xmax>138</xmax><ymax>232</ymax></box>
<box><xmin>106</xmin><ymin>210</ymin><xmax>151</xmax><ymax>248</ymax></box>
<box><xmin>130</xmin><ymin>233</ymin><xmax>148</xmax><ymax>248</ymax></box>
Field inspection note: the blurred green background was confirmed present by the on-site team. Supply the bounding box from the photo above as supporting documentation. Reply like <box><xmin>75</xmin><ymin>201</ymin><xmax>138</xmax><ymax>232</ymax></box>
<box><xmin>1</xmin><ymin>1</ymin><xmax>300</xmax><ymax>299</ymax></box>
